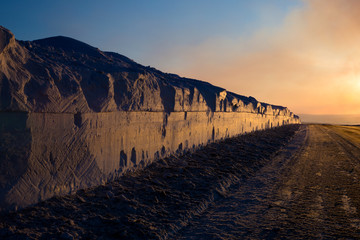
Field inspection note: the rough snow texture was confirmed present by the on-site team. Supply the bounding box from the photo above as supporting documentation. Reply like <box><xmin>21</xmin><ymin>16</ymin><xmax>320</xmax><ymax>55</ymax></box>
<box><xmin>0</xmin><ymin>26</ymin><xmax>300</xmax><ymax>211</ymax></box>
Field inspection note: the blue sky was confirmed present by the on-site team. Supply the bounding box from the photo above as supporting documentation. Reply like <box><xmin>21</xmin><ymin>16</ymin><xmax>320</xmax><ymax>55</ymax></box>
<box><xmin>0</xmin><ymin>0</ymin><xmax>301</xmax><ymax>64</ymax></box>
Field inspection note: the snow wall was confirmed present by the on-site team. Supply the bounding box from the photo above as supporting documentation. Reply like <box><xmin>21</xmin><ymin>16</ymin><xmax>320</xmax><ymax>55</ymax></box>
<box><xmin>0</xmin><ymin>26</ymin><xmax>300</xmax><ymax>210</ymax></box>
<box><xmin>0</xmin><ymin>111</ymin><xmax>299</xmax><ymax>211</ymax></box>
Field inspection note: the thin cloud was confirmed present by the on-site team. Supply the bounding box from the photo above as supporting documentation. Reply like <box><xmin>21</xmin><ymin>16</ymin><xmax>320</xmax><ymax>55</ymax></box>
<box><xmin>157</xmin><ymin>0</ymin><xmax>360</xmax><ymax>114</ymax></box>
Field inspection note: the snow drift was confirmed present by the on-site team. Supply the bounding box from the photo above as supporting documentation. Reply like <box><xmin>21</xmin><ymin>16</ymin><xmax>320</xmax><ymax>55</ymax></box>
<box><xmin>0</xmin><ymin>26</ymin><xmax>300</xmax><ymax>211</ymax></box>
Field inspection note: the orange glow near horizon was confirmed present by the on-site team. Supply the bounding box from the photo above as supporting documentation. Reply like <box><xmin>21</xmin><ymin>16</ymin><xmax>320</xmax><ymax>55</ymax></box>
<box><xmin>156</xmin><ymin>0</ymin><xmax>360</xmax><ymax>115</ymax></box>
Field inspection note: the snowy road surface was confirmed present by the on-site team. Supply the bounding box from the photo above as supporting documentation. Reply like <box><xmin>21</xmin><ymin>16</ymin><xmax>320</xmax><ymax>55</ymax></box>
<box><xmin>178</xmin><ymin>124</ymin><xmax>360</xmax><ymax>239</ymax></box>
<box><xmin>1</xmin><ymin>124</ymin><xmax>360</xmax><ymax>239</ymax></box>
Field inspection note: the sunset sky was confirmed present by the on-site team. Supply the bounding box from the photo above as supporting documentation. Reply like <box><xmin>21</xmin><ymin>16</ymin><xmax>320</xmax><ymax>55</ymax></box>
<box><xmin>1</xmin><ymin>0</ymin><xmax>359</xmax><ymax>115</ymax></box>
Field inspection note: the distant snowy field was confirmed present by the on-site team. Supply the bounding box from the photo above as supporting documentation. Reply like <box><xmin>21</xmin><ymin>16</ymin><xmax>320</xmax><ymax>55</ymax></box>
<box><xmin>299</xmin><ymin>114</ymin><xmax>360</xmax><ymax>125</ymax></box>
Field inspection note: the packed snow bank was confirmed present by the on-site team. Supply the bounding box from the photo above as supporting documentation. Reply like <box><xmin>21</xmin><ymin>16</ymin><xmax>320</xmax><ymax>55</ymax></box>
<box><xmin>0</xmin><ymin>26</ymin><xmax>300</xmax><ymax>211</ymax></box>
